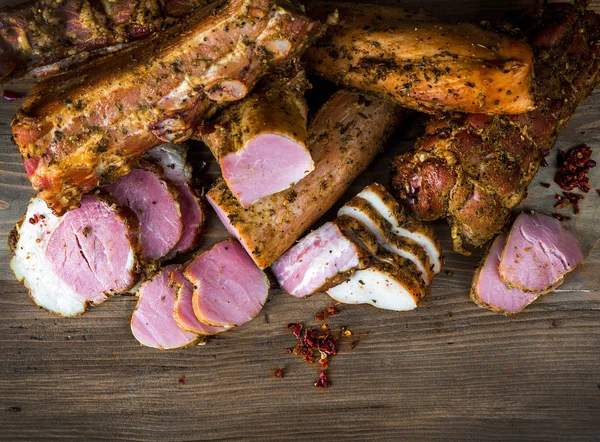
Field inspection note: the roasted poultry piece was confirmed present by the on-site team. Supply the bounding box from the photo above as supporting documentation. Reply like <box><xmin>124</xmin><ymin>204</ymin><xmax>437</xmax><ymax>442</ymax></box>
<box><xmin>305</xmin><ymin>2</ymin><xmax>534</xmax><ymax>115</ymax></box>
<box><xmin>390</xmin><ymin>1</ymin><xmax>600</xmax><ymax>253</ymax></box>
<box><xmin>0</xmin><ymin>0</ymin><xmax>212</xmax><ymax>82</ymax></box>
<box><xmin>12</xmin><ymin>0</ymin><xmax>325</xmax><ymax>213</ymax></box>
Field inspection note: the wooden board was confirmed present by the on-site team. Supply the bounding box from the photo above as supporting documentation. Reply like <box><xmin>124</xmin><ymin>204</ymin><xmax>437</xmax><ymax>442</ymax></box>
<box><xmin>0</xmin><ymin>1</ymin><xmax>599</xmax><ymax>440</ymax></box>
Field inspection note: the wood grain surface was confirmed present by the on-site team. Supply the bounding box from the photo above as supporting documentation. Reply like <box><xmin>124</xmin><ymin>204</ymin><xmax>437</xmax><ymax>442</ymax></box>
<box><xmin>0</xmin><ymin>1</ymin><xmax>599</xmax><ymax>441</ymax></box>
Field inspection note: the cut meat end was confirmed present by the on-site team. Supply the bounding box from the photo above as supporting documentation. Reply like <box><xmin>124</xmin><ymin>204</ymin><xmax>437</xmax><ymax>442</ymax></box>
<box><xmin>356</xmin><ymin>183</ymin><xmax>442</xmax><ymax>273</ymax></box>
<box><xmin>10</xmin><ymin>195</ymin><xmax>141</xmax><ymax>317</ymax></box>
<box><xmin>338</xmin><ymin>197</ymin><xmax>434</xmax><ymax>285</ymax></box>
<box><xmin>327</xmin><ymin>259</ymin><xmax>423</xmax><ymax>311</ymax></box>
<box><xmin>185</xmin><ymin>239</ymin><xmax>269</xmax><ymax>328</ymax></box>
<box><xmin>104</xmin><ymin>168</ymin><xmax>183</xmax><ymax>260</ymax></box>
<box><xmin>471</xmin><ymin>233</ymin><xmax>554</xmax><ymax>315</ymax></box>
<box><xmin>144</xmin><ymin>145</ymin><xmax>192</xmax><ymax>184</ymax></box>
<box><xmin>168</xmin><ymin>183</ymin><xmax>204</xmax><ymax>257</ymax></box>
<box><xmin>171</xmin><ymin>267</ymin><xmax>227</xmax><ymax>335</ymax></box>
<box><xmin>131</xmin><ymin>264</ymin><xmax>200</xmax><ymax>349</ymax></box>
<box><xmin>271</xmin><ymin>222</ymin><xmax>370</xmax><ymax>298</ymax></box>
<box><xmin>498</xmin><ymin>212</ymin><xmax>583</xmax><ymax>292</ymax></box>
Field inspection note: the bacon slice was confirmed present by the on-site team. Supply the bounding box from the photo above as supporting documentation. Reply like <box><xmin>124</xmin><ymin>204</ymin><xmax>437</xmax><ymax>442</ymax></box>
<box><xmin>306</xmin><ymin>2</ymin><xmax>534</xmax><ymax>115</ymax></box>
<box><xmin>207</xmin><ymin>90</ymin><xmax>402</xmax><ymax>269</ymax></box>
<box><xmin>12</xmin><ymin>0</ymin><xmax>325</xmax><ymax>213</ymax></box>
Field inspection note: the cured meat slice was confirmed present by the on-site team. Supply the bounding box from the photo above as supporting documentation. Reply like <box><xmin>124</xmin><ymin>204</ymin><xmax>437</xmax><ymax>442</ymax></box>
<box><xmin>200</xmin><ymin>67</ymin><xmax>313</xmax><ymax>207</ymax></box>
<box><xmin>498</xmin><ymin>213</ymin><xmax>583</xmax><ymax>293</ymax></box>
<box><xmin>356</xmin><ymin>183</ymin><xmax>442</xmax><ymax>274</ymax></box>
<box><xmin>306</xmin><ymin>2</ymin><xmax>534</xmax><ymax>115</ymax></box>
<box><xmin>104</xmin><ymin>168</ymin><xmax>183</xmax><ymax>260</ymax></box>
<box><xmin>131</xmin><ymin>264</ymin><xmax>200</xmax><ymax>349</ymax></box>
<box><xmin>185</xmin><ymin>239</ymin><xmax>269</xmax><ymax>328</ymax></box>
<box><xmin>271</xmin><ymin>222</ymin><xmax>370</xmax><ymax>298</ymax></box>
<box><xmin>10</xmin><ymin>195</ymin><xmax>140</xmax><ymax>317</ymax></box>
<box><xmin>171</xmin><ymin>267</ymin><xmax>227</xmax><ymax>335</ymax></box>
<box><xmin>207</xmin><ymin>90</ymin><xmax>402</xmax><ymax>269</ymax></box>
<box><xmin>12</xmin><ymin>0</ymin><xmax>326</xmax><ymax>213</ymax></box>
<box><xmin>338</xmin><ymin>197</ymin><xmax>434</xmax><ymax>285</ymax></box>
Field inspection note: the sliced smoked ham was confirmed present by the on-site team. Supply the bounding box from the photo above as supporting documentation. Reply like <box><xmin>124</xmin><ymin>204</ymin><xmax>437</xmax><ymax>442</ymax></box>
<box><xmin>104</xmin><ymin>168</ymin><xmax>183</xmax><ymax>260</ymax></box>
<box><xmin>207</xmin><ymin>90</ymin><xmax>402</xmax><ymax>269</ymax></box>
<box><xmin>131</xmin><ymin>264</ymin><xmax>200</xmax><ymax>349</ymax></box>
<box><xmin>498</xmin><ymin>213</ymin><xmax>583</xmax><ymax>292</ymax></box>
<box><xmin>171</xmin><ymin>267</ymin><xmax>227</xmax><ymax>335</ymax></box>
<box><xmin>271</xmin><ymin>222</ymin><xmax>370</xmax><ymax>298</ymax></box>
<box><xmin>201</xmin><ymin>67</ymin><xmax>313</xmax><ymax>207</ymax></box>
<box><xmin>184</xmin><ymin>239</ymin><xmax>269</xmax><ymax>328</ymax></box>
<box><xmin>11</xmin><ymin>195</ymin><xmax>141</xmax><ymax>317</ymax></box>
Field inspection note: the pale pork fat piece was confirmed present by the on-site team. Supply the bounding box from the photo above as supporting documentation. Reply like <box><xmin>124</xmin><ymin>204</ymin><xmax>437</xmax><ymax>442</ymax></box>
<box><xmin>10</xmin><ymin>195</ymin><xmax>141</xmax><ymax>317</ymax></box>
<box><xmin>131</xmin><ymin>265</ymin><xmax>200</xmax><ymax>349</ymax></box>
<box><xmin>12</xmin><ymin>0</ymin><xmax>326</xmax><ymax>213</ymax></box>
<box><xmin>207</xmin><ymin>90</ymin><xmax>402</xmax><ymax>269</ymax></box>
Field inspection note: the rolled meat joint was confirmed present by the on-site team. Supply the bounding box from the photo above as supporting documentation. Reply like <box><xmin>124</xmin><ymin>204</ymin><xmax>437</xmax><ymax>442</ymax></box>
<box><xmin>199</xmin><ymin>66</ymin><xmax>313</xmax><ymax>207</ymax></box>
<box><xmin>12</xmin><ymin>0</ymin><xmax>325</xmax><ymax>214</ymax></box>
<box><xmin>207</xmin><ymin>90</ymin><xmax>402</xmax><ymax>269</ymax></box>
<box><xmin>10</xmin><ymin>195</ymin><xmax>141</xmax><ymax>317</ymax></box>
<box><xmin>305</xmin><ymin>2</ymin><xmax>534</xmax><ymax>115</ymax></box>
<box><xmin>390</xmin><ymin>2</ymin><xmax>600</xmax><ymax>253</ymax></box>
<box><xmin>184</xmin><ymin>239</ymin><xmax>269</xmax><ymax>328</ymax></box>
<box><xmin>131</xmin><ymin>264</ymin><xmax>201</xmax><ymax>350</ymax></box>
<box><xmin>0</xmin><ymin>0</ymin><xmax>213</xmax><ymax>83</ymax></box>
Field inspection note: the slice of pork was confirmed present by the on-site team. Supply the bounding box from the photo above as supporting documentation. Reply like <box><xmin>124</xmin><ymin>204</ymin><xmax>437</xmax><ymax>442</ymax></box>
<box><xmin>171</xmin><ymin>267</ymin><xmax>227</xmax><ymax>335</ymax></box>
<box><xmin>131</xmin><ymin>264</ymin><xmax>200</xmax><ymax>350</ymax></box>
<box><xmin>499</xmin><ymin>213</ymin><xmax>583</xmax><ymax>292</ymax></box>
<box><xmin>11</xmin><ymin>195</ymin><xmax>141</xmax><ymax>317</ymax></box>
<box><xmin>185</xmin><ymin>239</ymin><xmax>269</xmax><ymax>328</ymax></box>
<box><xmin>271</xmin><ymin>222</ymin><xmax>370</xmax><ymax>298</ymax></box>
<box><xmin>357</xmin><ymin>183</ymin><xmax>442</xmax><ymax>273</ymax></box>
<box><xmin>338</xmin><ymin>196</ymin><xmax>434</xmax><ymax>285</ymax></box>
<box><xmin>104</xmin><ymin>168</ymin><xmax>183</xmax><ymax>260</ymax></box>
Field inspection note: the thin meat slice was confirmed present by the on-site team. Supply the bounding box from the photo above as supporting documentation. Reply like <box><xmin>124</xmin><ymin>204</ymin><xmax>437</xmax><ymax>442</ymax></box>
<box><xmin>11</xmin><ymin>195</ymin><xmax>141</xmax><ymax>317</ymax></box>
<box><xmin>104</xmin><ymin>168</ymin><xmax>183</xmax><ymax>260</ymax></box>
<box><xmin>201</xmin><ymin>66</ymin><xmax>313</xmax><ymax>207</ymax></box>
<box><xmin>271</xmin><ymin>222</ymin><xmax>370</xmax><ymax>298</ymax></box>
<box><xmin>356</xmin><ymin>183</ymin><xmax>442</xmax><ymax>274</ymax></box>
<box><xmin>131</xmin><ymin>264</ymin><xmax>200</xmax><ymax>349</ymax></box>
<box><xmin>499</xmin><ymin>213</ymin><xmax>583</xmax><ymax>292</ymax></box>
<box><xmin>171</xmin><ymin>267</ymin><xmax>227</xmax><ymax>335</ymax></box>
<box><xmin>185</xmin><ymin>239</ymin><xmax>269</xmax><ymax>328</ymax></box>
<box><xmin>338</xmin><ymin>196</ymin><xmax>434</xmax><ymax>285</ymax></box>
<box><xmin>207</xmin><ymin>90</ymin><xmax>402</xmax><ymax>269</ymax></box>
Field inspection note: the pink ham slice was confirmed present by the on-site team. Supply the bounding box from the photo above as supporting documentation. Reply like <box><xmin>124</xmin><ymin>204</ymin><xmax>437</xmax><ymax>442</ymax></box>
<box><xmin>171</xmin><ymin>267</ymin><xmax>227</xmax><ymax>335</ymax></box>
<box><xmin>131</xmin><ymin>264</ymin><xmax>200</xmax><ymax>349</ymax></box>
<box><xmin>499</xmin><ymin>213</ymin><xmax>583</xmax><ymax>292</ymax></box>
<box><xmin>271</xmin><ymin>222</ymin><xmax>370</xmax><ymax>298</ymax></box>
<box><xmin>104</xmin><ymin>168</ymin><xmax>183</xmax><ymax>260</ymax></box>
<box><xmin>184</xmin><ymin>239</ymin><xmax>269</xmax><ymax>328</ymax></box>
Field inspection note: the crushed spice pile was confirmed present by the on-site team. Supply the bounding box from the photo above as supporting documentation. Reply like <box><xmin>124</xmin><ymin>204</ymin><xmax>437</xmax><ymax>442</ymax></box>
<box><xmin>555</xmin><ymin>144</ymin><xmax>596</xmax><ymax>192</ymax></box>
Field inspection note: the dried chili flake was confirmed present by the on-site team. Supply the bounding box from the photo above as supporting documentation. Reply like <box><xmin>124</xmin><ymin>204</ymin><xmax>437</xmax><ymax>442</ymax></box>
<box><xmin>287</xmin><ymin>322</ymin><xmax>303</xmax><ymax>339</ymax></box>
<box><xmin>351</xmin><ymin>340</ymin><xmax>359</xmax><ymax>349</ymax></box>
<box><xmin>315</xmin><ymin>306</ymin><xmax>338</xmax><ymax>320</ymax></box>
<box><xmin>555</xmin><ymin>144</ymin><xmax>596</xmax><ymax>192</ymax></box>
<box><xmin>552</xmin><ymin>213</ymin><xmax>571</xmax><ymax>221</ymax></box>
<box><xmin>3</xmin><ymin>89</ymin><xmax>23</xmax><ymax>101</ymax></box>
<box><xmin>274</xmin><ymin>368</ymin><xmax>284</xmax><ymax>378</ymax></box>
<box><xmin>540</xmin><ymin>182</ymin><xmax>551</xmax><ymax>188</ymax></box>
<box><xmin>178</xmin><ymin>375</ymin><xmax>185</xmax><ymax>386</ymax></box>
<box><xmin>28</xmin><ymin>214</ymin><xmax>39</xmax><ymax>224</ymax></box>
<box><xmin>314</xmin><ymin>370</ymin><xmax>331</xmax><ymax>389</ymax></box>
<box><xmin>316</xmin><ymin>332</ymin><xmax>338</xmax><ymax>356</ymax></box>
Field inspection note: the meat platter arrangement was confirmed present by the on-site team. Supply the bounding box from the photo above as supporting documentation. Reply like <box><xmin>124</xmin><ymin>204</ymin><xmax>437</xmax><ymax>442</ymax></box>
<box><xmin>2</xmin><ymin>0</ymin><xmax>599</xmax><ymax>366</ymax></box>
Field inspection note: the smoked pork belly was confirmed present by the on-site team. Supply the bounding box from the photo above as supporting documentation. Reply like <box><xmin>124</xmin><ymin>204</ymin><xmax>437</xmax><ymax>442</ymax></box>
<box><xmin>12</xmin><ymin>0</ymin><xmax>325</xmax><ymax>213</ymax></box>
<box><xmin>207</xmin><ymin>90</ymin><xmax>402</xmax><ymax>269</ymax></box>
<box><xmin>10</xmin><ymin>195</ymin><xmax>141</xmax><ymax>317</ymax></box>
<box><xmin>306</xmin><ymin>2</ymin><xmax>534</xmax><ymax>115</ymax></box>
<box><xmin>200</xmin><ymin>65</ymin><xmax>313</xmax><ymax>207</ymax></box>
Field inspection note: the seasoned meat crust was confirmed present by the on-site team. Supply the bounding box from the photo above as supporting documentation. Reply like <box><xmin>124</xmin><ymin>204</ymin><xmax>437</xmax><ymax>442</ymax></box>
<box><xmin>12</xmin><ymin>0</ymin><xmax>325</xmax><ymax>214</ymax></box>
<box><xmin>391</xmin><ymin>1</ymin><xmax>600</xmax><ymax>253</ymax></box>
<box><xmin>305</xmin><ymin>2</ymin><xmax>534</xmax><ymax>115</ymax></box>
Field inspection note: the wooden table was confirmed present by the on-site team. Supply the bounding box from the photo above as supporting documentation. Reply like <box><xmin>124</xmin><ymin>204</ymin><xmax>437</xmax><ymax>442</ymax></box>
<box><xmin>0</xmin><ymin>1</ymin><xmax>599</xmax><ymax>440</ymax></box>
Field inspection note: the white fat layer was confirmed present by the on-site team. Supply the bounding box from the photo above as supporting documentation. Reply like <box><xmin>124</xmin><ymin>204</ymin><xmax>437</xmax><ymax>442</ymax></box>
<box><xmin>338</xmin><ymin>206</ymin><xmax>431</xmax><ymax>285</ymax></box>
<box><xmin>327</xmin><ymin>268</ymin><xmax>417</xmax><ymax>311</ymax></box>
<box><xmin>358</xmin><ymin>188</ymin><xmax>442</xmax><ymax>273</ymax></box>
<box><xmin>145</xmin><ymin>145</ymin><xmax>191</xmax><ymax>183</ymax></box>
<box><xmin>10</xmin><ymin>197</ymin><xmax>86</xmax><ymax>317</ymax></box>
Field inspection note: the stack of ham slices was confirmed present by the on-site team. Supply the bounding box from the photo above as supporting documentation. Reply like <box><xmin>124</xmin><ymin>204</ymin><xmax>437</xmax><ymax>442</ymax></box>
<box><xmin>272</xmin><ymin>183</ymin><xmax>442</xmax><ymax>311</ymax></box>
<box><xmin>471</xmin><ymin>213</ymin><xmax>583</xmax><ymax>315</ymax></box>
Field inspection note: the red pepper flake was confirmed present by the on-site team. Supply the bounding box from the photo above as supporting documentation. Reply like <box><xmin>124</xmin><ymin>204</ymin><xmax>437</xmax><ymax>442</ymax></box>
<box><xmin>316</xmin><ymin>331</ymin><xmax>338</xmax><ymax>356</ymax></box>
<box><xmin>552</xmin><ymin>213</ymin><xmax>571</xmax><ymax>221</ymax></box>
<box><xmin>178</xmin><ymin>375</ymin><xmax>185</xmax><ymax>386</ymax></box>
<box><xmin>314</xmin><ymin>370</ymin><xmax>331</xmax><ymax>389</ymax></box>
<box><xmin>28</xmin><ymin>214</ymin><xmax>39</xmax><ymax>224</ymax></box>
<box><xmin>315</xmin><ymin>306</ymin><xmax>338</xmax><ymax>321</ymax></box>
<box><xmin>3</xmin><ymin>89</ymin><xmax>23</xmax><ymax>101</ymax></box>
<box><xmin>287</xmin><ymin>322</ymin><xmax>303</xmax><ymax>339</ymax></box>
<box><xmin>540</xmin><ymin>182</ymin><xmax>550</xmax><ymax>188</ymax></box>
<box><xmin>351</xmin><ymin>340</ymin><xmax>359</xmax><ymax>349</ymax></box>
<box><xmin>555</xmin><ymin>144</ymin><xmax>596</xmax><ymax>192</ymax></box>
<box><xmin>274</xmin><ymin>368</ymin><xmax>284</xmax><ymax>378</ymax></box>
